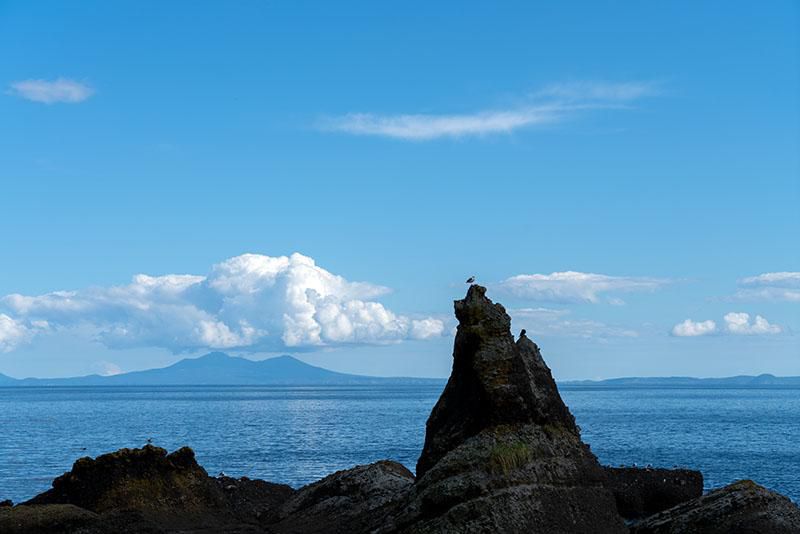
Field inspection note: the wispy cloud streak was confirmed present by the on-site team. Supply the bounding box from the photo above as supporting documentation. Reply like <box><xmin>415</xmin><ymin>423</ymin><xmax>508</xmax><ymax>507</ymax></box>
<box><xmin>320</xmin><ymin>81</ymin><xmax>659</xmax><ymax>140</ymax></box>
<box><xmin>495</xmin><ymin>271</ymin><xmax>668</xmax><ymax>304</ymax></box>
<box><xmin>8</xmin><ymin>78</ymin><xmax>94</xmax><ymax>104</ymax></box>
<box><xmin>733</xmin><ymin>272</ymin><xmax>800</xmax><ymax>302</ymax></box>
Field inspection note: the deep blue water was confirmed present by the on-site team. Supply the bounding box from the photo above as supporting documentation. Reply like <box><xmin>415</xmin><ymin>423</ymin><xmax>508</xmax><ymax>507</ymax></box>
<box><xmin>1</xmin><ymin>385</ymin><xmax>798</xmax><ymax>504</ymax></box>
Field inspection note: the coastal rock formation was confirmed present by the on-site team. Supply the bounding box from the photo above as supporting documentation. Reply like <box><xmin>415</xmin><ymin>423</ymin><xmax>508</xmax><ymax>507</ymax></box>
<box><xmin>25</xmin><ymin>445</ymin><xmax>224</xmax><ymax>515</ymax></box>
<box><xmin>604</xmin><ymin>466</ymin><xmax>704</xmax><ymax>519</ymax></box>
<box><xmin>393</xmin><ymin>285</ymin><xmax>626</xmax><ymax>533</ymax></box>
<box><xmin>0</xmin><ymin>504</ymin><xmax>99</xmax><ymax>534</ymax></box>
<box><xmin>631</xmin><ymin>480</ymin><xmax>800</xmax><ymax>534</ymax></box>
<box><xmin>416</xmin><ymin>285</ymin><xmax>578</xmax><ymax>477</ymax></box>
<box><xmin>7</xmin><ymin>284</ymin><xmax>800</xmax><ymax>533</ymax></box>
<box><xmin>19</xmin><ymin>444</ymin><xmax>294</xmax><ymax>532</ymax></box>
<box><xmin>271</xmin><ymin>461</ymin><xmax>414</xmax><ymax>534</ymax></box>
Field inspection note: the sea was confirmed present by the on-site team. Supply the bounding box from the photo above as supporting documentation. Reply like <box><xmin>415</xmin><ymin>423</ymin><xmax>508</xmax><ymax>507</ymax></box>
<box><xmin>1</xmin><ymin>384</ymin><xmax>798</xmax><ymax>504</ymax></box>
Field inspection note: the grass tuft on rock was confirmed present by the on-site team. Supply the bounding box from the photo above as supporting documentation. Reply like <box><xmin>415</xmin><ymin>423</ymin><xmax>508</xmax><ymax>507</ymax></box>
<box><xmin>489</xmin><ymin>442</ymin><xmax>531</xmax><ymax>475</ymax></box>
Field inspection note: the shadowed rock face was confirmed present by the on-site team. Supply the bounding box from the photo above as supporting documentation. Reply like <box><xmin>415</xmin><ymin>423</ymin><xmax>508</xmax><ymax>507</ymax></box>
<box><xmin>25</xmin><ymin>445</ymin><xmax>220</xmax><ymax>515</ymax></box>
<box><xmin>0</xmin><ymin>504</ymin><xmax>99</xmax><ymax>534</ymax></box>
<box><xmin>604</xmin><ymin>466</ymin><xmax>704</xmax><ymax>519</ymax></box>
<box><xmin>399</xmin><ymin>285</ymin><xmax>626</xmax><ymax>533</ymax></box>
<box><xmin>271</xmin><ymin>461</ymin><xmax>415</xmax><ymax>534</ymax></box>
<box><xmin>20</xmin><ymin>444</ymin><xmax>294</xmax><ymax>532</ymax></box>
<box><xmin>631</xmin><ymin>480</ymin><xmax>800</xmax><ymax>534</ymax></box>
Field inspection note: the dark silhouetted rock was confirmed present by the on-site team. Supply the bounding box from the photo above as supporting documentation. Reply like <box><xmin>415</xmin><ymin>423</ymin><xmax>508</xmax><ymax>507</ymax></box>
<box><xmin>24</xmin><ymin>444</ymin><xmax>294</xmax><ymax>532</ymax></box>
<box><xmin>0</xmin><ymin>504</ymin><xmax>98</xmax><ymax>534</ymax></box>
<box><xmin>25</xmin><ymin>445</ymin><xmax>216</xmax><ymax>513</ymax></box>
<box><xmin>394</xmin><ymin>285</ymin><xmax>626</xmax><ymax>533</ymax></box>
<box><xmin>416</xmin><ymin>285</ymin><xmax>577</xmax><ymax>478</ymax></box>
<box><xmin>631</xmin><ymin>480</ymin><xmax>800</xmax><ymax>534</ymax></box>
<box><xmin>604</xmin><ymin>466</ymin><xmax>703</xmax><ymax>519</ymax></box>
<box><xmin>271</xmin><ymin>460</ymin><xmax>414</xmax><ymax>534</ymax></box>
<box><xmin>0</xmin><ymin>499</ymin><xmax>12</xmax><ymax>507</ymax></box>
<box><xmin>215</xmin><ymin>475</ymin><xmax>295</xmax><ymax>525</ymax></box>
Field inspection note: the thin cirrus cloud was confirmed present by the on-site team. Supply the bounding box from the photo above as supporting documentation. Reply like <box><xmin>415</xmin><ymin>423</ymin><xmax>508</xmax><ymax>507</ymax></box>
<box><xmin>671</xmin><ymin>313</ymin><xmax>781</xmax><ymax>337</ymax></box>
<box><xmin>733</xmin><ymin>272</ymin><xmax>800</xmax><ymax>302</ymax></box>
<box><xmin>0</xmin><ymin>253</ymin><xmax>445</xmax><ymax>355</ymax></box>
<box><xmin>494</xmin><ymin>271</ymin><xmax>668</xmax><ymax>304</ymax></box>
<box><xmin>510</xmin><ymin>307</ymin><xmax>638</xmax><ymax>340</ymax></box>
<box><xmin>8</xmin><ymin>78</ymin><xmax>94</xmax><ymax>104</ymax></box>
<box><xmin>319</xmin><ymin>80</ymin><xmax>659</xmax><ymax>140</ymax></box>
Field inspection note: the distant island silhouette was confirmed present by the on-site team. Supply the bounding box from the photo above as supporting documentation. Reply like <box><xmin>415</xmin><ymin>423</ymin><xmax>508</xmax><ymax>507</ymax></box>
<box><xmin>0</xmin><ymin>352</ymin><xmax>444</xmax><ymax>386</ymax></box>
<box><xmin>1</xmin><ymin>352</ymin><xmax>797</xmax><ymax>387</ymax></box>
<box><xmin>561</xmin><ymin>374</ymin><xmax>800</xmax><ymax>387</ymax></box>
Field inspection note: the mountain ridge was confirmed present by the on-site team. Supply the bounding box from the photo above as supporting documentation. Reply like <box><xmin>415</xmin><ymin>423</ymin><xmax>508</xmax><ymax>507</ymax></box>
<box><xmin>0</xmin><ymin>352</ymin><xmax>444</xmax><ymax>386</ymax></box>
<box><xmin>2</xmin><ymin>354</ymin><xmax>798</xmax><ymax>387</ymax></box>
<box><xmin>562</xmin><ymin>373</ymin><xmax>800</xmax><ymax>387</ymax></box>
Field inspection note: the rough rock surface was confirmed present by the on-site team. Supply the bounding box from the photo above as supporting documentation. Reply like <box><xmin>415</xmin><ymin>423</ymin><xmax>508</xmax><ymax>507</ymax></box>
<box><xmin>631</xmin><ymin>479</ymin><xmax>800</xmax><ymax>534</ymax></box>
<box><xmin>394</xmin><ymin>285</ymin><xmax>626</xmax><ymax>533</ymax></box>
<box><xmin>21</xmin><ymin>444</ymin><xmax>294</xmax><ymax>532</ymax></box>
<box><xmin>270</xmin><ymin>461</ymin><xmax>414</xmax><ymax>534</ymax></box>
<box><xmin>416</xmin><ymin>285</ymin><xmax>578</xmax><ymax>477</ymax></box>
<box><xmin>0</xmin><ymin>504</ymin><xmax>99</xmax><ymax>534</ymax></box>
<box><xmin>604</xmin><ymin>466</ymin><xmax>704</xmax><ymax>519</ymax></box>
<box><xmin>25</xmin><ymin>445</ymin><xmax>223</xmax><ymax>515</ymax></box>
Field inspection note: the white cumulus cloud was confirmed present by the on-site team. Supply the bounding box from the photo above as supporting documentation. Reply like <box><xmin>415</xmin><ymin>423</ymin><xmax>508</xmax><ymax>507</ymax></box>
<box><xmin>734</xmin><ymin>272</ymin><xmax>800</xmax><ymax>302</ymax></box>
<box><xmin>8</xmin><ymin>78</ymin><xmax>94</xmax><ymax>104</ymax></box>
<box><xmin>0</xmin><ymin>253</ymin><xmax>444</xmax><ymax>354</ymax></box>
<box><xmin>671</xmin><ymin>319</ymin><xmax>717</xmax><ymax>337</ymax></box>
<box><xmin>495</xmin><ymin>271</ymin><xmax>667</xmax><ymax>304</ymax></box>
<box><xmin>723</xmin><ymin>312</ymin><xmax>782</xmax><ymax>335</ymax></box>
<box><xmin>320</xmin><ymin>80</ymin><xmax>658</xmax><ymax>140</ymax></box>
<box><xmin>0</xmin><ymin>314</ymin><xmax>33</xmax><ymax>352</ymax></box>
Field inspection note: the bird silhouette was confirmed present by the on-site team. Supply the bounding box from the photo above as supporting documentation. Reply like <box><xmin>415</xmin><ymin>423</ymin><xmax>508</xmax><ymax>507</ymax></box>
<box><xmin>466</xmin><ymin>276</ymin><xmax>475</xmax><ymax>284</ymax></box>
<box><xmin>520</xmin><ymin>329</ymin><xmax>527</xmax><ymax>338</ymax></box>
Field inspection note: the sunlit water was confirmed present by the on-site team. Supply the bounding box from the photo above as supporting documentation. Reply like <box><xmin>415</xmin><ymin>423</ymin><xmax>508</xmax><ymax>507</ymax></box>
<box><xmin>1</xmin><ymin>385</ymin><xmax>798</xmax><ymax>503</ymax></box>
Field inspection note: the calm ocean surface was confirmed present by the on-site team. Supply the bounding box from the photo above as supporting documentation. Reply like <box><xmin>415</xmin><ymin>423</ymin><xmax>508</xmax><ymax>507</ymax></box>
<box><xmin>1</xmin><ymin>385</ymin><xmax>798</xmax><ymax>504</ymax></box>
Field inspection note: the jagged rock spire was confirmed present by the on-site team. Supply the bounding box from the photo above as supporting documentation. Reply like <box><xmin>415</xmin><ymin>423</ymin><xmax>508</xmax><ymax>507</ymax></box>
<box><xmin>416</xmin><ymin>285</ymin><xmax>577</xmax><ymax>477</ymax></box>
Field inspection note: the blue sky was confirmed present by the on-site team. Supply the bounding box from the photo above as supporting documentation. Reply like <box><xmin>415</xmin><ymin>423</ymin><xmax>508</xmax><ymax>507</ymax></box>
<box><xmin>1</xmin><ymin>1</ymin><xmax>798</xmax><ymax>380</ymax></box>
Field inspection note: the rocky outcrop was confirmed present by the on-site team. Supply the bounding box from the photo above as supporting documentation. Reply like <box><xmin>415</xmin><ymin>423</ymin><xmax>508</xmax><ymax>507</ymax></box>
<box><xmin>270</xmin><ymin>461</ymin><xmax>414</xmax><ymax>534</ymax></box>
<box><xmin>20</xmin><ymin>444</ymin><xmax>294</xmax><ymax>532</ymax></box>
<box><xmin>0</xmin><ymin>504</ymin><xmax>99</xmax><ymax>534</ymax></box>
<box><xmin>7</xmin><ymin>285</ymin><xmax>800</xmax><ymax>533</ymax></box>
<box><xmin>416</xmin><ymin>285</ymin><xmax>577</xmax><ymax>477</ymax></box>
<box><xmin>631</xmin><ymin>479</ymin><xmax>800</xmax><ymax>534</ymax></box>
<box><xmin>604</xmin><ymin>466</ymin><xmax>704</xmax><ymax>519</ymax></box>
<box><xmin>25</xmin><ymin>445</ymin><xmax>224</xmax><ymax>515</ymax></box>
<box><xmin>393</xmin><ymin>285</ymin><xmax>626</xmax><ymax>533</ymax></box>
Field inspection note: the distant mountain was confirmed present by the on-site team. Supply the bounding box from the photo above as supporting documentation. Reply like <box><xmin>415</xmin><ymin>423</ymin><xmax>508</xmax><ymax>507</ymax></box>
<box><xmin>0</xmin><ymin>372</ymin><xmax>18</xmax><ymax>386</ymax></box>
<box><xmin>561</xmin><ymin>374</ymin><xmax>800</xmax><ymax>388</ymax></box>
<box><xmin>0</xmin><ymin>353</ymin><xmax>445</xmax><ymax>387</ymax></box>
